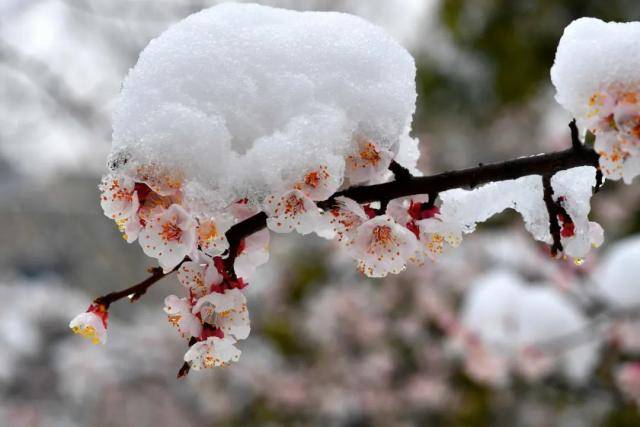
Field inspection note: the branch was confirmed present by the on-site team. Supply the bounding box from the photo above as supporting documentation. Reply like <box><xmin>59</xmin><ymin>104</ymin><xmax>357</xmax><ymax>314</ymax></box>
<box><xmin>103</xmin><ymin>123</ymin><xmax>601</xmax><ymax>306</ymax></box>
<box><xmin>542</xmin><ymin>174</ymin><xmax>563</xmax><ymax>256</ymax></box>
<box><xmin>94</xmin><ymin>262</ymin><xmax>183</xmax><ymax>308</ymax></box>
<box><xmin>224</xmin><ymin>145</ymin><xmax>599</xmax><ymax>247</ymax></box>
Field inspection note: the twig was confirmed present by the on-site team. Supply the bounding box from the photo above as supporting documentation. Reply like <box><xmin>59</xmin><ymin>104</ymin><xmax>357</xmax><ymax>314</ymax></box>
<box><xmin>388</xmin><ymin>160</ymin><xmax>413</xmax><ymax>181</ymax></box>
<box><xmin>94</xmin><ymin>262</ymin><xmax>185</xmax><ymax>308</ymax></box>
<box><xmin>542</xmin><ymin>174</ymin><xmax>563</xmax><ymax>257</ymax></box>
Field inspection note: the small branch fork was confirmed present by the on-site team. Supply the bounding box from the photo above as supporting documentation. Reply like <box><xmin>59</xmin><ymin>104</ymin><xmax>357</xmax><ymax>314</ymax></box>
<box><xmin>93</xmin><ymin>121</ymin><xmax>602</xmax><ymax>375</ymax></box>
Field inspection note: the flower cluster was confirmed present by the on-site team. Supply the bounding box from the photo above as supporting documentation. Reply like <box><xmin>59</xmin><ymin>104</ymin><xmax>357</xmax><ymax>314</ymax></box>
<box><xmin>551</xmin><ymin>17</ymin><xmax>640</xmax><ymax>184</ymax></box>
<box><xmin>73</xmin><ymin>168</ymin><xmax>266</xmax><ymax>369</ymax></box>
<box><xmin>584</xmin><ymin>90</ymin><xmax>640</xmax><ymax>183</ymax></box>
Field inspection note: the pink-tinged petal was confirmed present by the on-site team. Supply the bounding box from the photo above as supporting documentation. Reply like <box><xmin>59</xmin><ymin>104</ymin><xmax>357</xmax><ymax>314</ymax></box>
<box><xmin>345</xmin><ymin>137</ymin><xmax>393</xmax><ymax>184</ymax></box>
<box><xmin>139</xmin><ymin>204</ymin><xmax>196</xmax><ymax>272</ymax></box>
<box><xmin>351</xmin><ymin>215</ymin><xmax>420</xmax><ymax>278</ymax></box>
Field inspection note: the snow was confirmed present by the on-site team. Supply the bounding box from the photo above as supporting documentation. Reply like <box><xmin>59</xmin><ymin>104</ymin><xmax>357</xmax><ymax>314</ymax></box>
<box><xmin>551</xmin><ymin>18</ymin><xmax>640</xmax><ymax>120</ymax></box>
<box><xmin>111</xmin><ymin>3</ymin><xmax>418</xmax><ymax>214</ymax></box>
<box><xmin>436</xmin><ymin>175</ymin><xmax>550</xmax><ymax>242</ymax></box>
<box><xmin>594</xmin><ymin>235</ymin><xmax>640</xmax><ymax>309</ymax></box>
<box><xmin>460</xmin><ymin>270</ymin><xmax>599</xmax><ymax>384</ymax></box>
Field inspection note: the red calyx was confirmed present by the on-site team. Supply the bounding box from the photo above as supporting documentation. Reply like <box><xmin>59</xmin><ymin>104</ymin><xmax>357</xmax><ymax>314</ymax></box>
<box><xmin>408</xmin><ymin>201</ymin><xmax>440</xmax><ymax>220</ymax></box>
<box><xmin>200</xmin><ymin>324</ymin><xmax>224</xmax><ymax>340</ymax></box>
<box><xmin>88</xmin><ymin>303</ymin><xmax>109</xmax><ymax>328</ymax></box>
<box><xmin>133</xmin><ymin>182</ymin><xmax>153</xmax><ymax>205</ymax></box>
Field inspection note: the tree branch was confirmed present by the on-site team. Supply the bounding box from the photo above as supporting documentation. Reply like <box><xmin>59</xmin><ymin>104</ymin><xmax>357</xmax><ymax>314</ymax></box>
<box><xmin>223</xmin><ymin>144</ymin><xmax>599</xmax><ymax>249</ymax></box>
<box><xmin>101</xmin><ymin>123</ymin><xmax>601</xmax><ymax>307</ymax></box>
<box><xmin>94</xmin><ymin>262</ymin><xmax>184</xmax><ymax>308</ymax></box>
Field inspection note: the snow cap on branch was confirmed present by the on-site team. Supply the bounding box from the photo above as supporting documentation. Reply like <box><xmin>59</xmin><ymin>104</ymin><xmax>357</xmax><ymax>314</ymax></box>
<box><xmin>110</xmin><ymin>3</ymin><xmax>418</xmax><ymax>214</ymax></box>
<box><xmin>552</xmin><ymin>18</ymin><xmax>640</xmax><ymax>183</ymax></box>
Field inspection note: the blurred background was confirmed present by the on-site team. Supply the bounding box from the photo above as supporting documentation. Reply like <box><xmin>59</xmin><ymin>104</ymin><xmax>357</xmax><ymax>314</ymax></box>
<box><xmin>2</xmin><ymin>1</ymin><xmax>640</xmax><ymax>426</ymax></box>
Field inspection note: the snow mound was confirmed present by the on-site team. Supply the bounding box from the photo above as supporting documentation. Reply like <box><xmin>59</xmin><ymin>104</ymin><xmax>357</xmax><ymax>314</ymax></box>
<box><xmin>110</xmin><ymin>3</ymin><xmax>418</xmax><ymax>213</ymax></box>
<box><xmin>551</xmin><ymin>17</ymin><xmax>640</xmax><ymax>119</ymax></box>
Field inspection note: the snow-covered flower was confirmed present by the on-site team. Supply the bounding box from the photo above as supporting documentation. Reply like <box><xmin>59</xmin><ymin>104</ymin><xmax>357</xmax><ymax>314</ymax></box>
<box><xmin>345</xmin><ymin>136</ymin><xmax>394</xmax><ymax>184</ymax></box>
<box><xmin>551</xmin><ymin>18</ymin><xmax>640</xmax><ymax>184</ymax></box>
<box><xmin>294</xmin><ymin>163</ymin><xmax>344</xmax><ymax>201</ymax></box>
<box><xmin>163</xmin><ymin>295</ymin><xmax>202</xmax><ymax>339</ymax></box>
<box><xmin>351</xmin><ymin>215</ymin><xmax>420</xmax><ymax>277</ymax></box>
<box><xmin>69</xmin><ymin>304</ymin><xmax>109</xmax><ymax>345</ymax></box>
<box><xmin>184</xmin><ymin>336</ymin><xmax>242</xmax><ymax>370</ymax></box>
<box><xmin>193</xmin><ymin>288</ymin><xmax>250</xmax><ymax>340</ymax></box>
<box><xmin>265</xmin><ymin>189</ymin><xmax>323</xmax><ymax>235</ymax></box>
<box><xmin>139</xmin><ymin>204</ymin><xmax>197</xmax><ymax>272</ymax></box>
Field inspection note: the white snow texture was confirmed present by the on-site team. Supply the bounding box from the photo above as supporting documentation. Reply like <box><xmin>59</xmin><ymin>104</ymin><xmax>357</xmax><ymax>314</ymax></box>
<box><xmin>110</xmin><ymin>3</ymin><xmax>418</xmax><ymax>214</ymax></box>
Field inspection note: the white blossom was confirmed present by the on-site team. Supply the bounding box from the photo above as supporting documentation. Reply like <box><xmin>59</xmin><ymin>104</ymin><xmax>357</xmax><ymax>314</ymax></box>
<box><xmin>184</xmin><ymin>336</ymin><xmax>242</xmax><ymax>370</ymax></box>
<box><xmin>351</xmin><ymin>215</ymin><xmax>420</xmax><ymax>277</ymax></box>
<box><xmin>138</xmin><ymin>204</ymin><xmax>196</xmax><ymax>272</ymax></box>
<box><xmin>163</xmin><ymin>295</ymin><xmax>202</xmax><ymax>339</ymax></box>
<box><xmin>193</xmin><ymin>289</ymin><xmax>250</xmax><ymax>340</ymax></box>
<box><xmin>265</xmin><ymin>189</ymin><xmax>323</xmax><ymax>235</ymax></box>
<box><xmin>69</xmin><ymin>306</ymin><xmax>108</xmax><ymax>345</ymax></box>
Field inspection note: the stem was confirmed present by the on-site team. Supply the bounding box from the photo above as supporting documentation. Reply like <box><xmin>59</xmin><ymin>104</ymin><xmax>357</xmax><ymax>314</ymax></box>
<box><xmin>94</xmin><ymin>262</ymin><xmax>184</xmax><ymax>308</ymax></box>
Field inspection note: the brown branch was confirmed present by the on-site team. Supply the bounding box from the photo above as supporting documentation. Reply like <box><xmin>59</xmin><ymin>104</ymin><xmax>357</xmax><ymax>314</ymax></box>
<box><xmin>542</xmin><ymin>174</ymin><xmax>563</xmax><ymax>257</ymax></box>
<box><xmin>94</xmin><ymin>262</ymin><xmax>184</xmax><ymax>308</ymax></box>
<box><xmin>103</xmin><ymin>122</ymin><xmax>601</xmax><ymax>307</ymax></box>
<box><xmin>223</xmin><ymin>145</ymin><xmax>599</xmax><ymax>248</ymax></box>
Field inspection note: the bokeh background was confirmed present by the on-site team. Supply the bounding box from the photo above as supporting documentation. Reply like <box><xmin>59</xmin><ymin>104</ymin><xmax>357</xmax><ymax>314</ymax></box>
<box><xmin>2</xmin><ymin>1</ymin><xmax>640</xmax><ymax>426</ymax></box>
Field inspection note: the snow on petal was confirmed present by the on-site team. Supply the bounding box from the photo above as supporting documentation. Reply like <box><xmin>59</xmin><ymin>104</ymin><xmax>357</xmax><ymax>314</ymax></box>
<box><xmin>294</xmin><ymin>162</ymin><xmax>344</xmax><ymax>201</ymax></box>
<box><xmin>552</xmin><ymin>18</ymin><xmax>640</xmax><ymax>182</ymax></box>
<box><xmin>351</xmin><ymin>215</ymin><xmax>419</xmax><ymax>278</ymax></box>
<box><xmin>265</xmin><ymin>189</ymin><xmax>322</xmax><ymax>235</ymax></box>
<box><xmin>184</xmin><ymin>336</ymin><xmax>242</xmax><ymax>370</ymax></box>
<box><xmin>138</xmin><ymin>204</ymin><xmax>196</xmax><ymax>272</ymax></box>
<box><xmin>345</xmin><ymin>136</ymin><xmax>394</xmax><ymax>184</ymax></box>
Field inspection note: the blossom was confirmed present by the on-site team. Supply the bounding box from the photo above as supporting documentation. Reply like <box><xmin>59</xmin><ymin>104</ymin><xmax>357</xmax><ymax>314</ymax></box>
<box><xmin>345</xmin><ymin>136</ymin><xmax>393</xmax><ymax>184</ymax></box>
<box><xmin>69</xmin><ymin>304</ymin><xmax>109</xmax><ymax>345</ymax></box>
<box><xmin>177</xmin><ymin>258</ymin><xmax>222</xmax><ymax>300</ymax></box>
<box><xmin>99</xmin><ymin>174</ymin><xmax>142</xmax><ymax>242</ymax></box>
<box><xmin>416</xmin><ymin>216</ymin><xmax>463</xmax><ymax>260</ymax></box>
<box><xmin>139</xmin><ymin>204</ymin><xmax>197</xmax><ymax>272</ymax></box>
<box><xmin>294</xmin><ymin>163</ymin><xmax>344</xmax><ymax>201</ymax></box>
<box><xmin>99</xmin><ymin>174</ymin><xmax>140</xmax><ymax>221</ymax></box>
<box><xmin>234</xmin><ymin>229</ymin><xmax>270</xmax><ymax>281</ymax></box>
<box><xmin>351</xmin><ymin>215</ymin><xmax>420</xmax><ymax>277</ymax></box>
<box><xmin>196</xmin><ymin>216</ymin><xmax>232</xmax><ymax>257</ymax></box>
<box><xmin>616</xmin><ymin>362</ymin><xmax>640</xmax><ymax>404</ymax></box>
<box><xmin>265</xmin><ymin>189</ymin><xmax>323</xmax><ymax>235</ymax></box>
<box><xmin>184</xmin><ymin>336</ymin><xmax>242</xmax><ymax>370</ymax></box>
<box><xmin>193</xmin><ymin>288</ymin><xmax>250</xmax><ymax>340</ymax></box>
<box><xmin>163</xmin><ymin>295</ymin><xmax>203</xmax><ymax>339</ymax></box>
<box><xmin>322</xmin><ymin>196</ymin><xmax>369</xmax><ymax>244</ymax></box>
